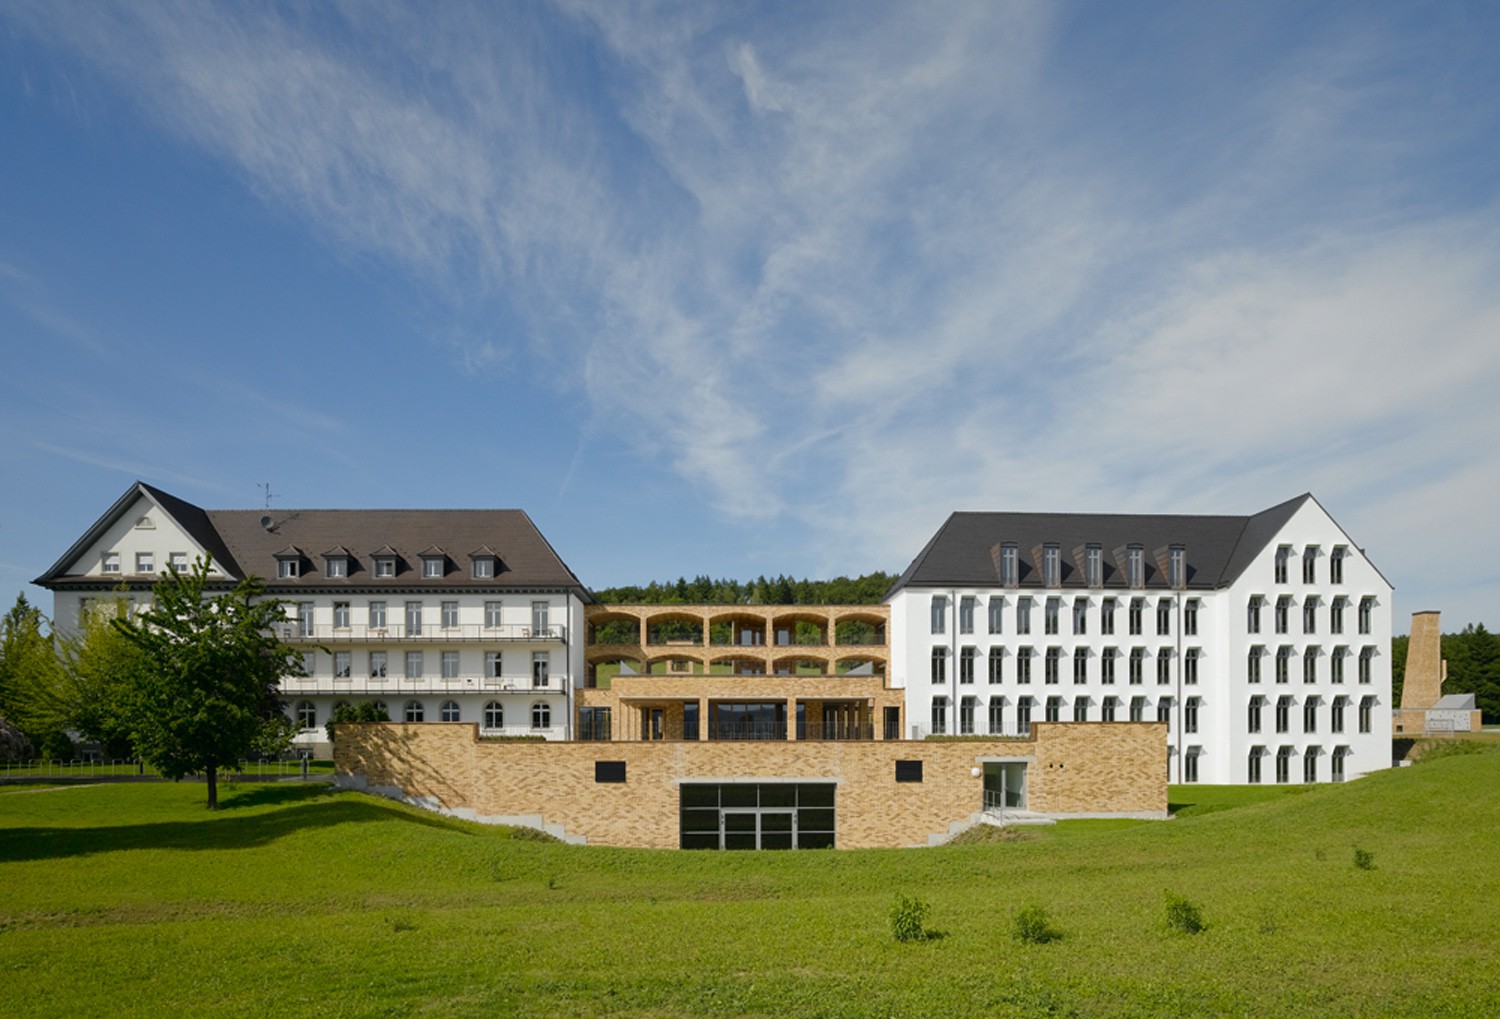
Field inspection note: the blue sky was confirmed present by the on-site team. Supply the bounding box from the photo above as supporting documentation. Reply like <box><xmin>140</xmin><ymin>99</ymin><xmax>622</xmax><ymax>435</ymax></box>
<box><xmin>2</xmin><ymin>1</ymin><xmax>1498</xmax><ymax>630</ymax></box>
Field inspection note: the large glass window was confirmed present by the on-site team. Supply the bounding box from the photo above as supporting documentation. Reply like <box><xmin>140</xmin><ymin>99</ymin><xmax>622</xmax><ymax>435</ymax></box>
<box><xmin>485</xmin><ymin>650</ymin><xmax>503</xmax><ymax>679</ymax></box>
<box><xmin>334</xmin><ymin>651</ymin><xmax>351</xmax><ymax>679</ymax></box>
<box><xmin>988</xmin><ymin>697</ymin><xmax>1004</xmax><ymax>734</ymax></box>
<box><xmin>405</xmin><ymin>601</ymin><xmax>422</xmax><ymax>636</ymax></box>
<box><xmin>1183</xmin><ymin>648</ymin><xmax>1200</xmax><ymax>685</ymax></box>
<box><xmin>959</xmin><ymin>696</ymin><xmax>977</xmax><ymax>734</ymax></box>
<box><xmin>1183</xmin><ymin>598</ymin><xmax>1199</xmax><ymax>636</ymax></box>
<box><xmin>1017</xmin><ymin>696</ymin><xmax>1033</xmax><ymax>735</ymax></box>
<box><xmin>680</xmin><ymin>783</ymin><xmax>836</xmax><ymax>851</ymax></box>
<box><xmin>369</xmin><ymin>651</ymin><xmax>387</xmax><ymax>679</ymax></box>
<box><xmin>930</xmin><ymin>697</ymin><xmax>948</xmax><ymax>736</ymax></box>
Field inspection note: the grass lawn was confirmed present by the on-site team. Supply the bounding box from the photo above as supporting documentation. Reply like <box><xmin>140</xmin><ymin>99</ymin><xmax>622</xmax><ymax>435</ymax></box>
<box><xmin>2</xmin><ymin>752</ymin><xmax>1498</xmax><ymax>1017</ymax></box>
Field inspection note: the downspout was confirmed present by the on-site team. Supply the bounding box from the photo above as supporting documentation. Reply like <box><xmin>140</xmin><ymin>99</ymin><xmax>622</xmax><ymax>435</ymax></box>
<box><xmin>1175</xmin><ymin>591</ymin><xmax>1184</xmax><ymax>785</ymax></box>
<box><xmin>950</xmin><ymin>588</ymin><xmax>959</xmax><ymax>734</ymax></box>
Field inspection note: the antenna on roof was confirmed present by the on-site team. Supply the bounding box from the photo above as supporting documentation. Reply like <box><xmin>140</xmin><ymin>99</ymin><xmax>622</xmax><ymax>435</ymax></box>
<box><xmin>258</xmin><ymin>482</ymin><xmax>277</xmax><ymax>510</ymax></box>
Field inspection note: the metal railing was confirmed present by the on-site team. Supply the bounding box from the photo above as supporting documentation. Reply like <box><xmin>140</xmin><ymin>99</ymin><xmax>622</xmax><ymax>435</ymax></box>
<box><xmin>276</xmin><ymin>623</ymin><xmax>568</xmax><ymax>643</ymax></box>
<box><xmin>279</xmin><ymin>676</ymin><xmax>562</xmax><ymax>695</ymax></box>
<box><xmin>0</xmin><ymin>758</ymin><xmax>330</xmax><ymax>781</ymax></box>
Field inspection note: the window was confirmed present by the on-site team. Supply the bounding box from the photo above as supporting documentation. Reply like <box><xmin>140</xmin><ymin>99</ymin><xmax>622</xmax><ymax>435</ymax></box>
<box><xmin>1086</xmin><ymin>544</ymin><xmax>1102</xmax><ymax>587</ymax></box>
<box><xmin>1248</xmin><ymin>747</ymin><xmax>1264</xmax><ymax>784</ymax></box>
<box><xmin>1016</xmin><ymin>647</ymin><xmax>1033</xmax><ymax>684</ymax></box>
<box><xmin>334</xmin><ymin>651</ymin><xmax>351</xmax><ymax>678</ymax></box>
<box><xmin>1183</xmin><ymin>598</ymin><xmax>1199</xmax><ymax>636</ymax></box>
<box><xmin>1331</xmin><ymin>646</ymin><xmax>1347</xmax><ymax>684</ymax></box>
<box><xmin>959</xmin><ymin>596</ymin><xmax>975</xmax><ymax>634</ymax></box>
<box><xmin>1276</xmin><ymin>746</ymin><xmax>1293</xmax><ymax>784</ymax></box>
<box><xmin>1016</xmin><ymin>597</ymin><xmax>1032</xmax><ymax>635</ymax></box>
<box><xmin>170</xmin><ymin>552</ymin><xmax>188</xmax><ymax>573</ymax></box>
<box><xmin>1185</xmin><ymin>696</ymin><xmax>1200</xmax><ymax>734</ymax></box>
<box><xmin>369</xmin><ymin>601</ymin><xmax>387</xmax><ymax>629</ymax></box>
<box><xmin>472</xmin><ymin>557</ymin><xmax>495</xmax><ymax>579</ymax></box>
<box><xmin>1359</xmin><ymin>696</ymin><xmax>1374</xmax><ymax>733</ymax></box>
<box><xmin>296</xmin><ymin>701</ymin><xmax>316</xmax><ymax>729</ymax></box>
<box><xmin>299</xmin><ymin>602</ymin><xmax>314</xmax><ymax>638</ymax></box>
<box><xmin>406</xmin><ymin>601</ymin><xmax>422</xmax><ymax>635</ymax></box>
<box><xmin>1359</xmin><ymin>646</ymin><xmax>1374</xmax><ymax>685</ymax></box>
<box><xmin>987</xmin><ymin>647</ymin><xmax>1003</xmax><ymax>684</ymax></box>
<box><xmin>375</xmin><ymin>556</ymin><xmax>396</xmax><ymax>578</ymax></box>
<box><xmin>1156</xmin><ymin>698</ymin><xmax>1172</xmax><ymax>724</ymax></box>
<box><xmin>1184</xmin><ymin>648</ymin><xmax>1200</xmax><ymax>685</ymax></box>
<box><xmin>1157</xmin><ymin>598</ymin><xmax>1172</xmax><ymax>636</ymax></box>
<box><xmin>1332</xmin><ymin>746</ymin><xmax>1349</xmax><ymax>782</ymax></box>
<box><xmin>441</xmin><ymin>601</ymin><xmax>459</xmax><ymax>629</ymax></box>
<box><xmin>440</xmin><ymin>700</ymin><xmax>461</xmax><ymax>723</ymax></box>
<box><xmin>1043</xmin><ymin>544</ymin><xmax>1061</xmax><ymax>587</ymax></box>
<box><xmin>1275</xmin><ymin>596</ymin><xmax>1291</xmax><ymax>634</ymax></box>
<box><xmin>405</xmin><ymin>700</ymin><xmax>425</xmax><ymax>723</ymax></box>
<box><xmin>485</xmin><ymin>601</ymin><xmax>503</xmax><ymax>628</ymax></box>
<box><xmin>1330</xmin><ymin>546</ymin><xmax>1347</xmax><ymax>585</ymax></box>
<box><xmin>532</xmin><ymin>701</ymin><xmax>551</xmax><ymax>730</ymax></box>
<box><xmin>1331</xmin><ymin>696</ymin><xmax>1347</xmax><ymax>733</ymax></box>
<box><xmin>1304</xmin><ymin>647</ymin><xmax>1319</xmax><ymax>684</ymax></box>
<box><xmin>895</xmin><ymin>760</ymin><xmax>924</xmax><ymax>784</ymax></box>
<box><xmin>931</xmin><ymin>696</ymin><xmax>948</xmax><ymax>735</ymax></box>
<box><xmin>1101</xmin><ymin>597</ymin><xmax>1117</xmax><ymax>635</ymax></box>
<box><xmin>1000</xmin><ymin>544</ymin><xmax>1018</xmax><ymax>586</ymax></box>
<box><xmin>1358</xmin><ymin>597</ymin><xmax>1374</xmax><ymax>635</ymax></box>
<box><xmin>1073</xmin><ymin>652</ymin><xmax>1088</xmax><ymax>685</ymax></box>
<box><xmin>1128</xmin><ymin>647</ymin><xmax>1145</xmax><ymax>685</ymax></box>
<box><xmin>959</xmin><ymin>696</ymin><xmax>976</xmax><ymax>735</ymax></box>
<box><xmin>1044</xmin><ymin>597</ymin><xmax>1060</xmax><ymax>635</ymax></box>
<box><xmin>405</xmin><ymin>651</ymin><xmax>423</xmax><ymax>679</ymax></box>
<box><xmin>1129</xmin><ymin>696</ymin><xmax>1146</xmax><ymax>722</ymax></box>
<box><xmin>1248</xmin><ymin>646</ymin><xmax>1263</xmax><ymax>684</ymax></box>
<box><xmin>1127</xmin><ymin>545</ymin><xmax>1144</xmax><ymax>588</ymax></box>
<box><xmin>1330</xmin><ymin>596</ymin><xmax>1346</xmax><ymax>634</ymax></box>
<box><xmin>988</xmin><ymin>697</ymin><xmax>1004</xmax><ymax>734</ymax></box>
<box><xmin>484</xmin><ymin>701</ymin><xmax>504</xmax><ymax>729</ymax></box>
<box><xmin>1302</xmin><ymin>545</ymin><xmax>1318</xmax><ymax>584</ymax></box>
<box><xmin>370</xmin><ymin>651</ymin><xmax>387</xmax><ymax>678</ymax></box>
<box><xmin>533</xmin><ymin>651</ymin><xmax>550</xmax><ymax>687</ymax></box>
<box><xmin>1128</xmin><ymin>597</ymin><xmax>1144</xmax><ymax>636</ymax></box>
<box><xmin>959</xmin><ymin>647</ymin><xmax>976</xmax><ymax>684</ymax></box>
<box><xmin>1044</xmin><ymin>647</ymin><xmax>1062</xmax><ymax>685</ymax></box>
<box><xmin>1275</xmin><ymin>545</ymin><xmax>1291</xmax><ymax>584</ymax></box>
<box><xmin>442</xmin><ymin>651</ymin><xmax>459</xmax><ymax>679</ymax></box>
<box><xmin>1304</xmin><ymin>696</ymin><xmax>1318</xmax><ymax>734</ymax></box>
<box><xmin>278</xmin><ymin>557</ymin><xmax>299</xmax><ymax>579</ymax></box>
<box><xmin>102</xmin><ymin>552</ymin><xmax>120</xmax><ymax>574</ymax></box>
<box><xmin>133</xmin><ymin>551</ymin><xmax>157</xmax><ymax>574</ymax></box>
<box><xmin>1169</xmin><ymin>546</ymin><xmax>1186</xmax><ymax>589</ymax></box>
<box><xmin>1045</xmin><ymin>696</ymin><xmax>1063</xmax><ymax>723</ymax></box>
<box><xmin>1157</xmin><ymin>648</ymin><xmax>1172</xmax><ymax>685</ymax></box>
<box><xmin>1248</xmin><ymin>696</ymin><xmax>1264</xmax><ymax>734</ymax></box>
<box><xmin>1185</xmin><ymin>746</ymin><xmax>1201</xmax><ymax>783</ymax></box>
<box><xmin>1017</xmin><ymin>696</ymin><xmax>1033</xmax><ymax>735</ymax></box>
<box><xmin>334</xmin><ymin>602</ymin><xmax>350</xmax><ymax>629</ymax></box>
<box><xmin>1276</xmin><ymin>695</ymin><xmax>1292</xmax><ymax>734</ymax></box>
<box><xmin>1073</xmin><ymin>598</ymin><xmax>1088</xmax><ymax>635</ymax></box>
<box><xmin>1303</xmin><ymin>596</ymin><xmax>1318</xmax><ymax>634</ymax></box>
<box><xmin>930</xmin><ymin>595</ymin><xmax>947</xmax><ymax>635</ymax></box>
<box><xmin>1247</xmin><ymin>595</ymin><xmax>1263</xmax><ymax>634</ymax></box>
<box><xmin>1073</xmin><ymin>697</ymin><xmax>1088</xmax><ymax>722</ymax></box>
<box><xmin>532</xmin><ymin>601</ymin><xmax>550</xmax><ymax>633</ymax></box>
<box><xmin>485</xmin><ymin>650</ymin><xmax>503</xmax><ymax>679</ymax></box>
<box><xmin>930</xmin><ymin>647</ymin><xmax>947</xmax><ymax>685</ymax></box>
<box><xmin>1276</xmin><ymin>646</ymin><xmax>1293</xmax><ymax>684</ymax></box>
<box><xmin>326</xmin><ymin>556</ymin><xmax>347</xmax><ymax>579</ymax></box>
<box><xmin>422</xmin><ymin>556</ymin><xmax>444</xmax><ymax>578</ymax></box>
<box><xmin>1102</xmin><ymin>696</ymin><xmax>1118</xmax><ymax>722</ymax></box>
<box><xmin>1101</xmin><ymin>647</ymin><xmax>1117</xmax><ymax>685</ymax></box>
<box><xmin>987</xmin><ymin>596</ymin><xmax>1003</xmax><ymax>634</ymax></box>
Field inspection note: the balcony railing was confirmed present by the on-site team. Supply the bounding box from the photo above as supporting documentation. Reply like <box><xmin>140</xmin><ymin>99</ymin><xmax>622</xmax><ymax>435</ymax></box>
<box><xmin>278</xmin><ymin>676</ymin><xmax>562</xmax><ymax>696</ymax></box>
<box><xmin>276</xmin><ymin>623</ymin><xmax>567</xmax><ymax>643</ymax></box>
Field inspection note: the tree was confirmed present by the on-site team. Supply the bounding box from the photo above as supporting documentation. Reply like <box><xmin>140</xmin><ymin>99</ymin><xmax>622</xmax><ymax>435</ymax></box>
<box><xmin>114</xmin><ymin>557</ymin><xmax>302</xmax><ymax>809</ymax></box>
<box><xmin>57</xmin><ymin>594</ymin><xmax>152</xmax><ymax>760</ymax></box>
<box><xmin>0</xmin><ymin>594</ymin><xmax>68</xmax><ymax>757</ymax></box>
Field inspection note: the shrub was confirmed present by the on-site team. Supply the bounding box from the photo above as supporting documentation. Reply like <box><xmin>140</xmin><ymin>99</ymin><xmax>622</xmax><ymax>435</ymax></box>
<box><xmin>1353</xmin><ymin>847</ymin><xmax>1376</xmax><ymax>871</ymax></box>
<box><xmin>1011</xmin><ymin>904</ymin><xmax>1061</xmax><ymax>945</ymax></box>
<box><xmin>889</xmin><ymin>893</ymin><xmax>930</xmax><ymax>943</ymax></box>
<box><xmin>1164</xmin><ymin>892</ymin><xmax>1207</xmax><ymax>935</ymax></box>
<box><xmin>325</xmin><ymin>701</ymin><xmax>391</xmax><ymax>743</ymax></box>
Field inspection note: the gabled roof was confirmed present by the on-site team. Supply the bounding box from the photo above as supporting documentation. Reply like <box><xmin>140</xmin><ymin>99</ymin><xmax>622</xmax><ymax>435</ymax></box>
<box><xmin>886</xmin><ymin>494</ymin><xmax>1336</xmax><ymax>597</ymax></box>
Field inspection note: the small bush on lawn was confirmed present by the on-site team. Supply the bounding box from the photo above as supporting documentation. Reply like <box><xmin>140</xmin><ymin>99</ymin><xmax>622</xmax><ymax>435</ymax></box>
<box><xmin>1011</xmin><ymin>905</ymin><xmax>1062</xmax><ymax>945</ymax></box>
<box><xmin>1353</xmin><ymin>847</ymin><xmax>1376</xmax><ymax>871</ymax></box>
<box><xmin>889</xmin><ymin>893</ymin><xmax>931</xmax><ymax>943</ymax></box>
<box><xmin>1164</xmin><ymin>892</ymin><xmax>1207</xmax><ymax>935</ymax></box>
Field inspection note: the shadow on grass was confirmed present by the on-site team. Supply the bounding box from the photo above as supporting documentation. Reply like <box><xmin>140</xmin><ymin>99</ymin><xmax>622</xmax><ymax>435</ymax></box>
<box><xmin>0</xmin><ymin>789</ymin><xmax>472</xmax><ymax>863</ymax></box>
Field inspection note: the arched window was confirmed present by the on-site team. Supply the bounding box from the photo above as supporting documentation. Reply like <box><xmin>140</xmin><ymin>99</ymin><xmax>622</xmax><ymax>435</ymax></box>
<box><xmin>440</xmin><ymin>700</ymin><xmax>461</xmax><ymax>723</ymax></box>
<box><xmin>484</xmin><ymin>701</ymin><xmax>504</xmax><ymax>730</ymax></box>
<box><xmin>370</xmin><ymin>701</ymin><xmax>387</xmax><ymax>716</ymax></box>
<box><xmin>404</xmin><ymin>700</ymin><xmax>424</xmax><ymax>723</ymax></box>
<box><xmin>531</xmin><ymin>701</ymin><xmax>551</xmax><ymax>730</ymax></box>
<box><xmin>295</xmin><ymin>701</ymin><xmax>316</xmax><ymax>729</ymax></box>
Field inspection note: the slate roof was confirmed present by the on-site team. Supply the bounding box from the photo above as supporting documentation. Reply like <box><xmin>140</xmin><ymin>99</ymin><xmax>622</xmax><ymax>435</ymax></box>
<box><xmin>886</xmin><ymin>494</ymin><xmax>1314</xmax><ymax>596</ymax></box>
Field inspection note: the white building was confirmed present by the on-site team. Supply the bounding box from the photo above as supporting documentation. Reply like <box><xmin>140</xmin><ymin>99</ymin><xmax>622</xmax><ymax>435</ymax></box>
<box><xmin>34</xmin><ymin>483</ymin><xmax>591</xmax><ymax>751</ymax></box>
<box><xmin>886</xmin><ymin>494</ymin><xmax>1393</xmax><ymax>783</ymax></box>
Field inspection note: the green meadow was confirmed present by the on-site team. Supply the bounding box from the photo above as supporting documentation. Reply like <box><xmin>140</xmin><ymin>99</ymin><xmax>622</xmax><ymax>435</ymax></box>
<box><xmin>2</xmin><ymin>750</ymin><xmax>1498</xmax><ymax>1018</ymax></box>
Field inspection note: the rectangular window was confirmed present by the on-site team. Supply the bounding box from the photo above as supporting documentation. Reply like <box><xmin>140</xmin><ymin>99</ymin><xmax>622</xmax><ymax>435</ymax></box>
<box><xmin>1000</xmin><ymin>544</ymin><xmax>1018</xmax><ymax>586</ymax></box>
<box><xmin>369</xmin><ymin>601</ymin><xmax>387</xmax><ymax>629</ymax></box>
<box><xmin>1303</xmin><ymin>546</ymin><xmax>1318</xmax><ymax>584</ymax></box>
<box><xmin>987</xmin><ymin>596</ymin><xmax>1003</xmax><ymax>635</ymax></box>
<box><xmin>442</xmin><ymin>601</ymin><xmax>459</xmax><ymax>629</ymax></box>
<box><xmin>1332</xmin><ymin>747</ymin><xmax>1347</xmax><ymax>782</ymax></box>
<box><xmin>1073</xmin><ymin>598</ymin><xmax>1087</xmax><ymax>635</ymax></box>
<box><xmin>375</xmin><ymin>557</ymin><xmax>395</xmax><ymax>578</ymax></box>
<box><xmin>1101</xmin><ymin>597</ymin><xmax>1116</xmax><ymax>635</ymax></box>
<box><xmin>959</xmin><ymin>647</ymin><xmax>976</xmax><ymax>684</ymax></box>
<box><xmin>1276</xmin><ymin>646</ymin><xmax>1292</xmax><ymax>684</ymax></box>
<box><xmin>1184</xmin><ymin>648</ymin><xmax>1200</xmax><ymax>685</ymax></box>
<box><xmin>1249</xmin><ymin>748</ymin><xmax>1263</xmax><ymax>784</ymax></box>
<box><xmin>1247</xmin><ymin>646</ymin><xmax>1263</xmax><ymax>684</ymax></box>
<box><xmin>442</xmin><ymin>650</ymin><xmax>460</xmax><ymax>679</ymax></box>
<box><xmin>1275</xmin><ymin>596</ymin><xmax>1291</xmax><ymax>634</ymax></box>
<box><xmin>1330</xmin><ymin>596</ymin><xmax>1346</xmax><ymax>634</ymax></box>
<box><xmin>278</xmin><ymin>558</ymin><xmax>298</xmax><ymax>579</ymax></box>
<box><xmin>406</xmin><ymin>601</ymin><xmax>423</xmax><ymax>636</ymax></box>
<box><xmin>1248</xmin><ymin>697</ymin><xmax>1263</xmax><ymax>734</ymax></box>
<box><xmin>1276</xmin><ymin>747</ymin><xmax>1292</xmax><ymax>784</ymax></box>
<box><xmin>1129</xmin><ymin>697</ymin><xmax>1145</xmax><ymax>722</ymax></box>
<box><xmin>1073</xmin><ymin>697</ymin><xmax>1088</xmax><ymax>722</ymax></box>
<box><xmin>1016</xmin><ymin>647</ymin><xmax>1032</xmax><ymax>684</ymax></box>
<box><xmin>423</xmin><ymin>557</ymin><xmax>444</xmax><ymax>578</ymax></box>
<box><xmin>1358</xmin><ymin>597</ymin><xmax>1374</xmax><ymax>635</ymax></box>
<box><xmin>1304</xmin><ymin>648</ymin><xmax>1319</xmax><ymax>684</ymax></box>
<box><xmin>1185</xmin><ymin>746</ymin><xmax>1201</xmax><ymax>783</ymax></box>
<box><xmin>533</xmin><ymin>652</ymin><xmax>550</xmax><ymax>687</ymax></box>
<box><xmin>334</xmin><ymin>651</ymin><xmax>351</xmax><ymax>679</ymax></box>
<box><xmin>1157</xmin><ymin>648</ymin><xmax>1172</xmax><ymax>685</ymax></box>
<box><xmin>1275</xmin><ymin>545</ymin><xmax>1291</xmax><ymax>584</ymax></box>
<box><xmin>1183</xmin><ymin>599</ymin><xmax>1199</xmax><ymax>636</ymax></box>
<box><xmin>595</xmin><ymin>761</ymin><xmax>626</xmax><ymax>783</ymax></box>
<box><xmin>1044</xmin><ymin>597</ymin><xmax>1060</xmax><ymax>635</ymax></box>
<box><xmin>1359</xmin><ymin>696</ymin><xmax>1374</xmax><ymax>733</ymax></box>
<box><xmin>1101</xmin><ymin>647</ymin><xmax>1117</xmax><ymax>685</ymax></box>
<box><xmin>930</xmin><ymin>698</ymin><xmax>948</xmax><ymax>735</ymax></box>
<box><xmin>1330</xmin><ymin>546</ymin><xmax>1347</xmax><ymax>584</ymax></box>
<box><xmin>1044</xmin><ymin>647</ymin><xmax>1061</xmax><ymax>685</ymax></box>
<box><xmin>300</xmin><ymin>652</ymin><xmax>315</xmax><ymax>677</ymax></box>
<box><xmin>1331</xmin><ymin>696</ymin><xmax>1346</xmax><ymax>733</ymax></box>
<box><xmin>1248</xmin><ymin>595</ymin><xmax>1263</xmax><ymax>634</ymax></box>
<box><xmin>1304</xmin><ymin>748</ymin><xmax>1319</xmax><ymax>784</ymax></box>
<box><xmin>960</xmin><ymin>697</ymin><xmax>976</xmax><ymax>734</ymax></box>
<box><xmin>1157</xmin><ymin>598</ymin><xmax>1172</xmax><ymax>636</ymax></box>
<box><xmin>1045</xmin><ymin>697</ymin><xmax>1062</xmax><ymax>723</ymax></box>
<box><xmin>137</xmin><ymin>552</ymin><xmax>155</xmax><ymax>574</ymax></box>
<box><xmin>485</xmin><ymin>601</ymin><xmax>503</xmax><ymax>628</ymax></box>
<box><xmin>1017</xmin><ymin>697</ymin><xmax>1032</xmax><ymax>735</ymax></box>
<box><xmin>169</xmin><ymin>552</ymin><xmax>188</xmax><ymax>573</ymax></box>
<box><xmin>988</xmin><ymin>647</ymin><xmax>1003</xmax><ymax>684</ymax></box>
<box><xmin>930</xmin><ymin>647</ymin><xmax>947</xmax><ymax>685</ymax></box>
<box><xmin>102</xmin><ymin>552</ymin><xmax>120</xmax><ymax>574</ymax></box>
<box><xmin>1086</xmin><ymin>544</ymin><xmax>1102</xmax><ymax>587</ymax></box>
<box><xmin>1303</xmin><ymin>597</ymin><xmax>1318</xmax><ymax>634</ymax></box>
<box><xmin>326</xmin><ymin>556</ymin><xmax>347</xmax><ymax>579</ymax></box>
<box><xmin>1276</xmin><ymin>696</ymin><xmax>1291</xmax><ymax>734</ymax></box>
<box><xmin>1043</xmin><ymin>544</ymin><xmax>1060</xmax><ymax>587</ymax></box>
<box><xmin>1169</xmin><ymin>546</ymin><xmax>1185</xmax><ymax>589</ymax></box>
<box><xmin>1359</xmin><ymin>647</ymin><xmax>1374</xmax><ymax>684</ymax></box>
<box><xmin>895</xmin><ymin>760</ymin><xmax>924</xmax><ymax>783</ymax></box>
<box><xmin>299</xmin><ymin>602</ymin><xmax>314</xmax><ymax>638</ymax></box>
<box><xmin>1128</xmin><ymin>597</ymin><xmax>1144</xmax><ymax>636</ymax></box>
<box><xmin>1331</xmin><ymin>646</ymin><xmax>1347</xmax><ymax>684</ymax></box>
<box><xmin>1185</xmin><ymin>697</ymin><xmax>1199</xmax><ymax>734</ymax></box>
<box><xmin>930</xmin><ymin>595</ymin><xmax>947</xmax><ymax>635</ymax></box>
<box><xmin>1102</xmin><ymin>696</ymin><xmax>1117</xmax><ymax>722</ymax></box>
<box><xmin>1127</xmin><ymin>545</ymin><xmax>1144</xmax><ymax>588</ymax></box>
<box><xmin>1073</xmin><ymin>653</ymin><xmax>1088</xmax><ymax>685</ymax></box>
<box><xmin>1016</xmin><ymin>597</ymin><xmax>1032</xmax><ymax>635</ymax></box>
<box><xmin>1304</xmin><ymin>697</ymin><xmax>1318</xmax><ymax>734</ymax></box>
<box><xmin>1129</xmin><ymin>647</ymin><xmax>1145</xmax><ymax>685</ymax></box>
<box><xmin>988</xmin><ymin>698</ymin><xmax>1003</xmax><ymax>734</ymax></box>
<box><xmin>532</xmin><ymin>601</ymin><xmax>551</xmax><ymax>633</ymax></box>
<box><xmin>1157</xmin><ymin>698</ymin><xmax>1172</xmax><ymax>724</ymax></box>
<box><xmin>472</xmin><ymin>558</ymin><xmax>494</xmax><ymax>579</ymax></box>
<box><xmin>405</xmin><ymin>651</ymin><xmax>423</xmax><ymax>679</ymax></box>
<box><xmin>959</xmin><ymin>596</ymin><xmax>975</xmax><ymax>635</ymax></box>
<box><xmin>485</xmin><ymin>651</ymin><xmax>503</xmax><ymax>679</ymax></box>
<box><xmin>370</xmin><ymin>651</ymin><xmax>387</xmax><ymax>678</ymax></box>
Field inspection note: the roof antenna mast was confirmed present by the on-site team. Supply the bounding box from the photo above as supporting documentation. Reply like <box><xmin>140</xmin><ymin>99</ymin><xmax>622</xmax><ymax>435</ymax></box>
<box><xmin>258</xmin><ymin>482</ymin><xmax>277</xmax><ymax>510</ymax></box>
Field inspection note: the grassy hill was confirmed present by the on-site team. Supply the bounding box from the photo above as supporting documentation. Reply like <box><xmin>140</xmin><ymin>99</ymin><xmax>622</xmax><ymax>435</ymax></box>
<box><xmin>2</xmin><ymin>750</ymin><xmax>1498</xmax><ymax>1017</ymax></box>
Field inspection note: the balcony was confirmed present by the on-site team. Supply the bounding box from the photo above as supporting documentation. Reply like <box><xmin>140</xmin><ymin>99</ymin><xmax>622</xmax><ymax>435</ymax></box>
<box><xmin>275</xmin><ymin>622</ymin><xmax>568</xmax><ymax>644</ymax></box>
<box><xmin>278</xmin><ymin>675</ymin><xmax>563</xmax><ymax>697</ymax></box>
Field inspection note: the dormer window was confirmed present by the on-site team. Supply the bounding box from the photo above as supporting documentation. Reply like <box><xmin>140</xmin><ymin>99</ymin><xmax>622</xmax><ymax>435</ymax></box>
<box><xmin>1000</xmin><ymin>543</ymin><xmax>1018</xmax><ymax>586</ymax></box>
<box><xmin>101</xmin><ymin>552</ymin><xmax>120</xmax><ymax>574</ymax></box>
<box><xmin>374</xmin><ymin>557</ymin><xmax>396</xmax><ymax>578</ymax></box>
<box><xmin>278</xmin><ymin>558</ymin><xmax>300</xmax><ymax>579</ymax></box>
<box><xmin>473</xmin><ymin>558</ymin><xmax>494</xmax><ymax>579</ymax></box>
<box><xmin>326</xmin><ymin>557</ymin><xmax>347</xmax><ymax>579</ymax></box>
<box><xmin>423</xmin><ymin>556</ymin><xmax>444</xmax><ymax>578</ymax></box>
<box><xmin>1085</xmin><ymin>545</ymin><xmax>1102</xmax><ymax>587</ymax></box>
<box><xmin>1168</xmin><ymin>546</ymin><xmax>1186</xmax><ymax>589</ymax></box>
<box><xmin>1126</xmin><ymin>545</ymin><xmax>1144</xmax><ymax>588</ymax></box>
<box><xmin>1042</xmin><ymin>544</ymin><xmax>1060</xmax><ymax>587</ymax></box>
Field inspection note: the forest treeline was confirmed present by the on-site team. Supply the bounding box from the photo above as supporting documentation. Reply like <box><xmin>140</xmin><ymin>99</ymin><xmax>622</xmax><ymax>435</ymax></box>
<box><xmin>1391</xmin><ymin>624</ymin><xmax>1500</xmax><ymax>723</ymax></box>
<box><xmin>591</xmin><ymin>572</ymin><xmax>898</xmax><ymax>606</ymax></box>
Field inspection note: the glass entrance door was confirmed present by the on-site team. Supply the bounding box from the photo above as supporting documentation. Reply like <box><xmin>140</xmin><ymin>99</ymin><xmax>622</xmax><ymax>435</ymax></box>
<box><xmin>722</xmin><ymin>810</ymin><xmax>795</xmax><ymax>850</ymax></box>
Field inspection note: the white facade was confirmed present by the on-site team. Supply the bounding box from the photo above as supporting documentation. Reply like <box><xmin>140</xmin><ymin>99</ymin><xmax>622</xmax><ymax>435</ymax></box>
<box><xmin>887</xmin><ymin>496</ymin><xmax>1393</xmax><ymax>784</ymax></box>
